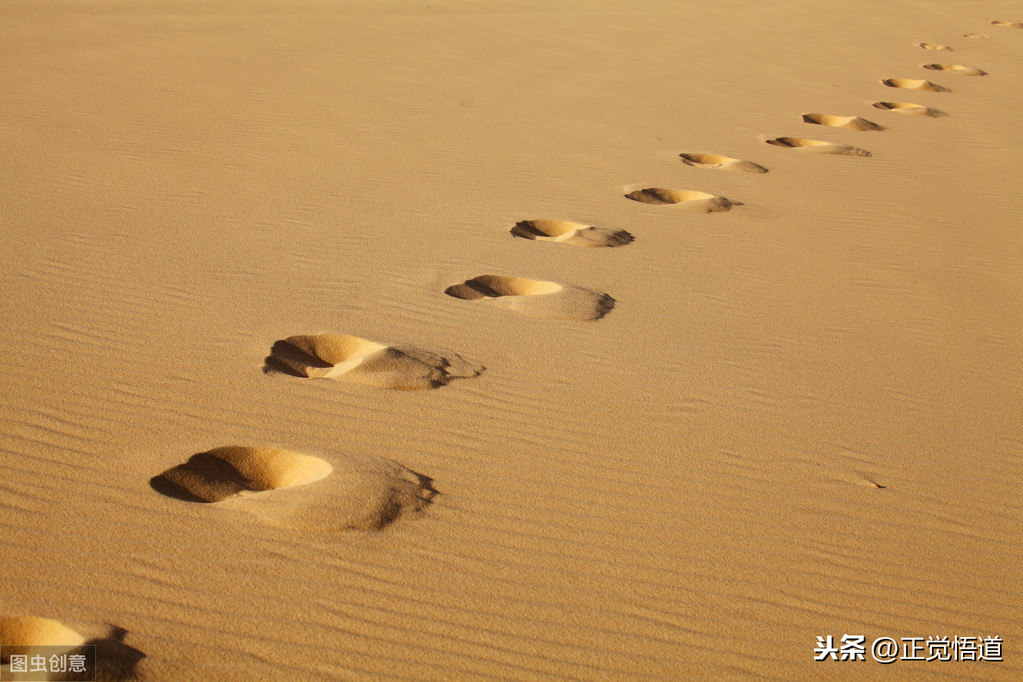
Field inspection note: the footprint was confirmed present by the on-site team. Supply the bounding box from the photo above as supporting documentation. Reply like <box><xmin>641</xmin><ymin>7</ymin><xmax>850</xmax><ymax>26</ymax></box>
<box><xmin>265</xmin><ymin>334</ymin><xmax>484</xmax><ymax>390</ymax></box>
<box><xmin>802</xmin><ymin>113</ymin><xmax>884</xmax><ymax>131</ymax></box>
<box><xmin>0</xmin><ymin>616</ymin><xmax>86</xmax><ymax>661</ymax></box>
<box><xmin>150</xmin><ymin>446</ymin><xmax>333</xmax><ymax>503</ymax></box>
<box><xmin>872</xmin><ymin>101</ymin><xmax>949</xmax><ymax>118</ymax></box>
<box><xmin>678</xmin><ymin>152</ymin><xmax>768</xmax><ymax>173</ymax></box>
<box><xmin>964</xmin><ymin>33</ymin><xmax>990</xmax><ymax>39</ymax></box>
<box><xmin>881</xmin><ymin>78</ymin><xmax>950</xmax><ymax>92</ymax></box>
<box><xmin>444</xmin><ymin>275</ymin><xmax>614</xmax><ymax>321</ymax></box>
<box><xmin>765</xmin><ymin>137</ymin><xmax>871</xmax><ymax>157</ymax></box>
<box><xmin>152</xmin><ymin>447</ymin><xmax>436</xmax><ymax>531</ymax></box>
<box><xmin>918</xmin><ymin>42</ymin><xmax>952</xmax><ymax>51</ymax></box>
<box><xmin>991</xmin><ymin>20</ymin><xmax>1023</xmax><ymax>29</ymax></box>
<box><xmin>510</xmin><ymin>219</ymin><xmax>633</xmax><ymax>247</ymax></box>
<box><xmin>0</xmin><ymin>618</ymin><xmax>144</xmax><ymax>681</ymax></box>
<box><xmin>922</xmin><ymin>63</ymin><xmax>987</xmax><ymax>76</ymax></box>
<box><xmin>624</xmin><ymin>188</ymin><xmax>740</xmax><ymax>212</ymax></box>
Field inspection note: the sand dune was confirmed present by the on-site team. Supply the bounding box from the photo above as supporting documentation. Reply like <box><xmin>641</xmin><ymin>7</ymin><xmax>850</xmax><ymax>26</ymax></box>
<box><xmin>2</xmin><ymin>0</ymin><xmax>1022</xmax><ymax>679</ymax></box>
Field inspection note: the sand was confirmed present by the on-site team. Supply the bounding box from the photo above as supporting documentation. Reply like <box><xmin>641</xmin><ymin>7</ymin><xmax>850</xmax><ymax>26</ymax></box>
<box><xmin>2</xmin><ymin>0</ymin><xmax>1022</xmax><ymax>679</ymax></box>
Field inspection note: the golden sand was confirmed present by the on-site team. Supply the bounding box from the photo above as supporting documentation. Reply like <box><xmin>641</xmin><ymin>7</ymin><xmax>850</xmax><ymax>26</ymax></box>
<box><xmin>2</xmin><ymin>0</ymin><xmax>1021</xmax><ymax>678</ymax></box>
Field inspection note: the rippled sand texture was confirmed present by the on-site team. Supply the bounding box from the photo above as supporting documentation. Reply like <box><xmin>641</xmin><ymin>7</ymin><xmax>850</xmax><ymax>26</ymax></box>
<box><xmin>2</xmin><ymin>1</ymin><xmax>1022</xmax><ymax>679</ymax></box>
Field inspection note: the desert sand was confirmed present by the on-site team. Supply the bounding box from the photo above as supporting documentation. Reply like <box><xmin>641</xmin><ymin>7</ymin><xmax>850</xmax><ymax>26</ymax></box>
<box><xmin>2</xmin><ymin>0</ymin><xmax>1022</xmax><ymax>679</ymax></box>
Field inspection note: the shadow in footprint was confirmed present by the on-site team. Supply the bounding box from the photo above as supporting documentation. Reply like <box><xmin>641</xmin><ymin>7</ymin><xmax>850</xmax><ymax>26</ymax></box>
<box><xmin>266</xmin><ymin>339</ymin><xmax>335</xmax><ymax>378</ymax></box>
<box><xmin>151</xmin><ymin>447</ymin><xmax>333</xmax><ymax>503</ymax></box>
<box><xmin>151</xmin><ymin>452</ymin><xmax>260</xmax><ymax>503</ymax></box>
<box><xmin>83</xmin><ymin>627</ymin><xmax>146</xmax><ymax>682</ymax></box>
<box><xmin>511</xmin><ymin>219</ymin><xmax>633</xmax><ymax>247</ymax></box>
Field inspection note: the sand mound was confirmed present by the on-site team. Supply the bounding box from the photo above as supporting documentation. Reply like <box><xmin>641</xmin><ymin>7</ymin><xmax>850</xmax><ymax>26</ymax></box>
<box><xmin>445</xmin><ymin>275</ymin><xmax>614</xmax><ymax>321</ymax></box>
<box><xmin>624</xmin><ymin>188</ymin><xmax>740</xmax><ymax>212</ymax></box>
<box><xmin>882</xmin><ymin>77</ymin><xmax>950</xmax><ymax>91</ymax></box>
<box><xmin>678</xmin><ymin>152</ymin><xmax>768</xmax><ymax>173</ymax></box>
<box><xmin>872</xmin><ymin>101</ymin><xmax>948</xmax><ymax>117</ymax></box>
<box><xmin>510</xmin><ymin>220</ymin><xmax>634</xmax><ymax>247</ymax></box>
<box><xmin>923</xmin><ymin>63</ymin><xmax>987</xmax><ymax>76</ymax></box>
<box><xmin>266</xmin><ymin>334</ymin><xmax>484</xmax><ymax>390</ymax></box>
<box><xmin>765</xmin><ymin>137</ymin><xmax>871</xmax><ymax>156</ymax></box>
<box><xmin>0</xmin><ymin>616</ymin><xmax>85</xmax><ymax>660</ymax></box>
<box><xmin>150</xmin><ymin>446</ymin><xmax>333</xmax><ymax>503</ymax></box>
<box><xmin>801</xmin><ymin>113</ymin><xmax>884</xmax><ymax>131</ymax></box>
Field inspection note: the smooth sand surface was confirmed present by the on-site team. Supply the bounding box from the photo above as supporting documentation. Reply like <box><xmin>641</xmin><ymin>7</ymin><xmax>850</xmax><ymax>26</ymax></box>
<box><xmin>2</xmin><ymin>0</ymin><xmax>1022</xmax><ymax>679</ymax></box>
